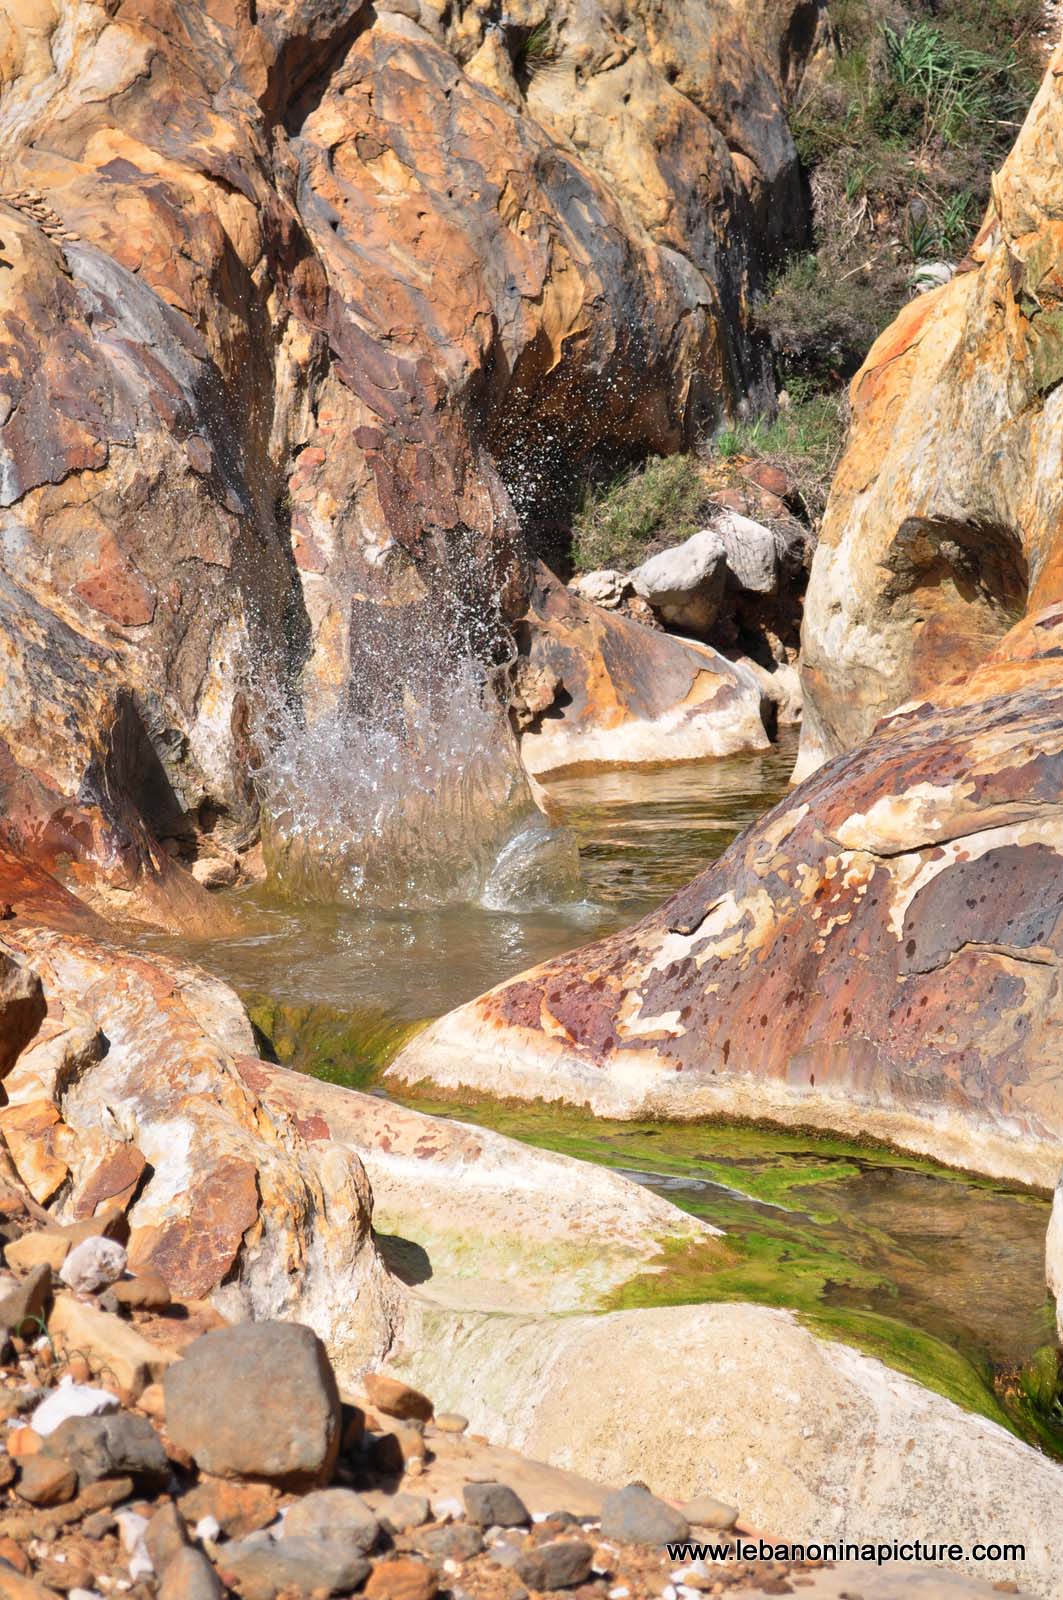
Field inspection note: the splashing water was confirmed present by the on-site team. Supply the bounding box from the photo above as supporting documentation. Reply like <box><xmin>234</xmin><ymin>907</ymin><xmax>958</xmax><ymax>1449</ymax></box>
<box><xmin>253</xmin><ymin>572</ymin><xmax>578</xmax><ymax>910</ymax></box>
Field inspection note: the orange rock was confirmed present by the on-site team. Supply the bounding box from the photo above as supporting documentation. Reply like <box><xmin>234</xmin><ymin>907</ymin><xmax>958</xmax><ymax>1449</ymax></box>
<box><xmin>7</xmin><ymin>1427</ymin><xmax>42</xmax><ymax>1458</ymax></box>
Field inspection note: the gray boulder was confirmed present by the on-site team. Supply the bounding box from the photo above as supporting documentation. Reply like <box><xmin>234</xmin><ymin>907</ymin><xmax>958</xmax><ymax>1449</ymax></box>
<box><xmin>629</xmin><ymin>529</ymin><xmax>727</xmax><ymax>633</ymax></box>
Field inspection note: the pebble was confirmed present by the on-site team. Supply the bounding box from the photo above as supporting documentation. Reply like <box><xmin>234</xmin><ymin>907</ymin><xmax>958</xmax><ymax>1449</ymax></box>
<box><xmin>463</xmin><ymin>1481</ymin><xmax>530</xmax><ymax>1528</ymax></box>
<box><xmin>218</xmin><ymin>1532</ymin><xmax>371</xmax><ymax>1599</ymax></box>
<box><xmin>110</xmin><ymin>1271</ymin><xmax>171</xmax><ymax>1311</ymax></box>
<box><xmin>600</xmin><ymin>1487</ymin><xmax>690</xmax><ymax>1547</ymax></box>
<box><xmin>59</xmin><ymin>1238</ymin><xmax>127</xmax><ymax>1297</ymax></box>
<box><xmin>42</xmin><ymin>1411</ymin><xmax>167</xmax><ymax>1489</ymax></box>
<box><xmin>415</xmin><ymin>1522</ymin><xmax>485</xmax><ymax>1564</ymax></box>
<box><xmin>282</xmin><ymin>1486</ymin><xmax>379</xmax><ymax>1552</ymax></box>
<box><xmin>377</xmin><ymin>1490</ymin><xmax>431</xmax><ymax>1530</ymax></box>
<box><xmin>681</xmin><ymin>1494</ymin><xmax>738</xmax><ymax>1531</ymax></box>
<box><xmin>433</xmin><ymin>1412</ymin><xmax>468</xmax><ymax>1434</ymax></box>
<box><xmin>365</xmin><ymin>1555</ymin><xmax>439</xmax><ymax>1600</ymax></box>
<box><xmin>0</xmin><ymin>1263</ymin><xmax>52</xmax><ymax>1336</ymax></box>
<box><xmin>144</xmin><ymin>1501</ymin><xmax>187</xmax><ymax>1572</ymax></box>
<box><xmin>364</xmin><ymin>1374</ymin><xmax>434</xmax><ymax>1423</ymax></box>
<box><xmin>16</xmin><ymin>1451</ymin><xmax>77</xmax><ymax>1505</ymax></box>
<box><xmin>158</xmin><ymin>1546</ymin><xmax>224</xmax><ymax>1600</ymax></box>
<box><xmin>31</xmin><ymin>1380</ymin><xmax>119</xmax><ymax>1437</ymax></box>
<box><xmin>515</xmin><ymin>1538</ymin><xmax>594</xmax><ymax>1590</ymax></box>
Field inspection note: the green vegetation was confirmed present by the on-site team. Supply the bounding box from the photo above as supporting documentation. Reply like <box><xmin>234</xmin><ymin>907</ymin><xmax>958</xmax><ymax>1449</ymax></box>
<box><xmin>570</xmin><ymin>453</ymin><xmax>706</xmax><ymax>571</ymax></box>
<box><xmin>715</xmin><ymin>378</ymin><xmax>847</xmax><ymax>524</ymax></box>
<box><xmin>245</xmin><ymin>995</ymin><xmax>424</xmax><ymax>1090</ymax></box>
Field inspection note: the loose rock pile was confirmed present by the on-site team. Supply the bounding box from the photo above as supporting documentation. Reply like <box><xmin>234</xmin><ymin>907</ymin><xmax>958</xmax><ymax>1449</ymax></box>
<box><xmin>0</xmin><ymin>1197</ymin><xmax>839</xmax><ymax>1599</ymax></box>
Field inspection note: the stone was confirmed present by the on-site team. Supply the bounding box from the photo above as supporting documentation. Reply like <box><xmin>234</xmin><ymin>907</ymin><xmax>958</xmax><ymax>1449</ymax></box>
<box><xmin>30</xmin><ymin>1381</ymin><xmax>119</xmax><ymax>1437</ymax></box>
<box><xmin>630</xmin><ymin>530</ymin><xmax>728</xmax><ymax>633</ymax></box>
<box><xmin>158</xmin><ymin>1547</ymin><xmax>224</xmax><ymax>1600</ymax></box>
<box><xmin>515</xmin><ymin>1539</ymin><xmax>594</xmax><ymax>1590</ymax></box>
<box><xmin>179</xmin><ymin>1477</ymin><xmax>281</xmax><ymax>1539</ymax></box>
<box><xmin>4</xmin><ymin>1234</ymin><xmax>68</xmax><ymax>1275</ymax></box>
<box><xmin>517</xmin><ymin>569</ymin><xmax>768</xmax><ymax>778</ymax></box>
<box><xmin>433</xmin><ymin>1413</ymin><xmax>469</xmax><ymax>1435</ymax></box>
<box><xmin>681</xmin><ymin>1494</ymin><xmax>738</xmax><ymax>1531</ymax></box>
<box><xmin>1048</xmin><ymin>1177</ymin><xmax>1063</xmax><ymax>1340</ymax></box>
<box><xmin>217</xmin><ymin>1535</ymin><xmax>371</xmax><ymax>1599</ymax></box>
<box><xmin>282</xmin><ymin>1488</ymin><xmax>379</xmax><ymax>1552</ymax></box>
<box><xmin>190</xmin><ymin>857</ymin><xmax>238</xmax><ymax>890</ymax></box>
<box><xmin>48</xmin><ymin>1296</ymin><xmax>173</xmax><ymax>1398</ymax></box>
<box><xmin>463</xmin><ymin>1482</ymin><xmax>530</xmax><ymax>1528</ymax></box>
<box><xmin>144</xmin><ymin>1501</ymin><xmax>188</xmax><ymax>1573</ymax></box>
<box><xmin>364</xmin><ymin>1374</ymin><xmax>434</xmax><ymax>1423</ymax></box>
<box><xmin>15</xmin><ymin>1453</ymin><xmax>77</xmax><ymax>1506</ymax></box>
<box><xmin>414</xmin><ymin>1523</ymin><xmax>485</xmax><ymax>1563</ymax></box>
<box><xmin>41</xmin><ymin>1412</ymin><xmax>167</xmax><ymax>1489</ymax></box>
<box><xmin>600</xmin><ymin>1487</ymin><xmax>690</xmax><ymax>1546</ymax></box>
<box><xmin>6</xmin><ymin>1428</ymin><xmax>42</xmax><ymax>1458</ymax></box>
<box><xmin>376</xmin><ymin>1491</ymin><xmax>431</xmax><ymax>1531</ymax></box>
<box><xmin>568</xmin><ymin>571</ymin><xmax>629</xmax><ymax>610</ymax></box>
<box><xmin>58</xmin><ymin>1238</ymin><xmax>127</xmax><ymax>1297</ymax></box>
<box><xmin>365</xmin><ymin>1557</ymin><xmax>438</xmax><ymax>1600</ymax></box>
<box><xmin>110</xmin><ymin>1271</ymin><xmax>171</xmax><ymax>1311</ymax></box>
<box><xmin>164</xmin><ymin>1322</ymin><xmax>341</xmax><ymax>1486</ymax></box>
<box><xmin>0</xmin><ymin>1265</ymin><xmax>51</xmax><ymax>1337</ymax></box>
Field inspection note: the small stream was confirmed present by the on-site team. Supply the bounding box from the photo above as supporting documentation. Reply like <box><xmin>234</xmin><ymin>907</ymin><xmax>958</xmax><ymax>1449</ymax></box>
<box><xmin>132</xmin><ymin>729</ymin><xmax>1061</xmax><ymax>1452</ymax></box>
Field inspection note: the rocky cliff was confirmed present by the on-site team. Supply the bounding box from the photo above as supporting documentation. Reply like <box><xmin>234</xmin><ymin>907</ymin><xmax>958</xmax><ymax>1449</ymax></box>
<box><xmin>0</xmin><ymin>0</ymin><xmax>815</xmax><ymax>927</ymax></box>
<box><xmin>796</xmin><ymin>37</ymin><xmax>1063</xmax><ymax>775</ymax></box>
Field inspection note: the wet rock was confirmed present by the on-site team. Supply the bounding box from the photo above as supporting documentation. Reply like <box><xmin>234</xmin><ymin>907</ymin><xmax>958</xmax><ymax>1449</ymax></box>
<box><xmin>218</xmin><ymin>1534</ymin><xmax>371</xmax><ymax>1599</ymax></box>
<box><xmin>282</xmin><ymin>1488</ymin><xmax>379</xmax><ymax>1552</ymax></box>
<box><xmin>41</xmin><ymin>1412</ymin><xmax>167</xmax><ymax>1490</ymax></box>
<box><xmin>364</xmin><ymin>1374</ymin><xmax>434</xmax><ymax>1424</ymax></box>
<box><xmin>515</xmin><ymin>1538</ymin><xmax>594</xmax><ymax>1589</ymax></box>
<box><xmin>0</xmin><ymin>1265</ymin><xmax>51</xmax><ymax>1337</ymax></box>
<box><xmin>15</xmin><ymin>1453</ymin><xmax>77</xmax><ymax>1506</ymax></box>
<box><xmin>190</xmin><ymin>857</ymin><xmax>238</xmax><ymax>891</ymax></box>
<box><xmin>595</xmin><ymin>1486</ymin><xmax>690</xmax><ymax>1547</ymax></box>
<box><xmin>463</xmin><ymin>1482</ymin><xmax>530</xmax><ymax>1528</ymax></box>
<box><xmin>165</xmin><ymin>1322</ymin><xmax>341</xmax><ymax>1486</ymax></box>
<box><xmin>158</xmin><ymin>1547</ymin><xmax>224</xmax><ymax>1600</ymax></box>
<box><xmin>365</xmin><ymin>1556</ymin><xmax>438</xmax><ymax>1600</ymax></box>
<box><xmin>58</xmin><ymin>1238</ymin><xmax>127</xmax><ymax>1297</ymax></box>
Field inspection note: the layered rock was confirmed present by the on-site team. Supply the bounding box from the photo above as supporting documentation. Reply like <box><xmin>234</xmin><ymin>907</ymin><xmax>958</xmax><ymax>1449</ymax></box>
<box><xmin>391</xmin><ymin>684</ymin><xmax>1063</xmax><ymax>1185</ymax></box>
<box><xmin>0</xmin><ymin>0</ymin><xmax>813</xmax><ymax>926</ymax></box>
<box><xmin>796</xmin><ymin>39</ymin><xmax>1063</xmax><ymax>777</ymax></box>
<box><xmin>514</xmin><ymin>567</ymin><xmax>770</xmax><ymax>777</ymax></box>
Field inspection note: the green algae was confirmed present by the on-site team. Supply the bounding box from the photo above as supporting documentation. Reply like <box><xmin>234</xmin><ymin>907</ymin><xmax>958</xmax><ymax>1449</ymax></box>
<box><xmin>244</xmin><ymin>994</ymin><xmax>426</xmax><ymax>1090</ymax></box>
<box><xmin>247</xmin><ymin>1016</ymin><xmax>1061</xmax><ymax>1456</ymax></box>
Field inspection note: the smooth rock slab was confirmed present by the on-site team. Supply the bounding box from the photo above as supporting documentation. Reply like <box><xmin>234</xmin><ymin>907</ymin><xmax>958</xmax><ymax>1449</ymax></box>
<box><xmin>164</xmin><ymin>1322</ymin><xmax>341</xmax><ymax>1486</ymax></box>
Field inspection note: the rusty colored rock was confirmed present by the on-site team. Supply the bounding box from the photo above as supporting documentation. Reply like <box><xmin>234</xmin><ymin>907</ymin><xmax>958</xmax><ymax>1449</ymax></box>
<box><xmin>515</xmin><ymin>567</ymin><xmax>770</xmax><ymax>777</ymax></box>
<box><xmin>391</xmin><ymin>686</ymin><xmax>1063</xmax><ymax>1186</ymax></box>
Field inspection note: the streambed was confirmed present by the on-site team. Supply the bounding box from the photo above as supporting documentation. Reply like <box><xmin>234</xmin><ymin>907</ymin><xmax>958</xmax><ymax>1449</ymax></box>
<box><xmin>131</xmin><ymin>731</ymin><xmax>1060</xmax><ymax>1451</ymax></box>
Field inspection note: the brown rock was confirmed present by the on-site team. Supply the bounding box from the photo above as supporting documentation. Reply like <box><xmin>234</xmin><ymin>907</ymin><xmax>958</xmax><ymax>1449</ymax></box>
<box><xmin>365</xmin><ymin>1556</ymin><xmax>438</xmax><ymax>1600</ymax></box>
<box><xmin>6</xmin><ymin>1428</ymin><xmax>42</xmax><ymax>1458</ymax></box>
<box><xmin>111</xmin><ymin>1269</ymin><xmax>172</xmax><ymax>1310</ymax></box>
<box><xmin>16</xmin><ymin>1453</ymin><xmax>77</xmax><ymax>1506</ymax></box>
<box><xmin>48</xmin><ymin>1295</ymin><xmax>173</xmax><ymax>1399</ymax></box>
<box><xmin>179</xmin><ymin>1476</ymin><xmax>282</xmax><ymax>1539</ymax></box>
<box><xmin>363</xmin><ymin>1374</ymin><xmax>434</xmax><ymax>1424</ymax></box>
<box><xmin>0</xmin><ymin>1537</ymin><xmax>30</xmax><ymax>1573</ymax></box>
<box><xmin>158</xmin><ymin>1546</ymin><xmax>225</xmax><ymax>1600</ymax></box>
<box><xmin>144</xmin><ymin>1499</ymin><xmax>188</xmax><ymax>1573</ymax></box>
<box><xmin>3</xmin><ymin>1228</ymin><xmax>66</xmax><ymax>1280</ymax></box>
<box><xmin>0</xmin><ymin>1263</ymin><xmax>50</xmax><ymax>1336</ymax></box>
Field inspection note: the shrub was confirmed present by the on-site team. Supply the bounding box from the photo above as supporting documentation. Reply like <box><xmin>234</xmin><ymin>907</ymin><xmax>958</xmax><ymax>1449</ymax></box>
<box><xmin>713</xmin><ymin>381</ymin><xmax>849</xmax><ymax>527</ymax></box>
<box><xmin>571</xmin><ymin>455</ymin><xmax>706</xmax><ymax>572</ymax></box>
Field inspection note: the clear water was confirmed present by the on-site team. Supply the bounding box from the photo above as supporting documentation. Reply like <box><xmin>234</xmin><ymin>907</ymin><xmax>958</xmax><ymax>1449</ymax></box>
<box><xmin>137</xmin><ymin>734</ymin><xmax>799</xmax><ymax>1018</ymax></box>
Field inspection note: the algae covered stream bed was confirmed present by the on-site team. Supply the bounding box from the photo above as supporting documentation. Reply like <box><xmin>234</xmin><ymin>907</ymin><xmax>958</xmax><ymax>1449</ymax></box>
<box><xmin>134</xmin><ymin>732</ymin><xmax>1062</xmax><ymax>1454</ymax></box>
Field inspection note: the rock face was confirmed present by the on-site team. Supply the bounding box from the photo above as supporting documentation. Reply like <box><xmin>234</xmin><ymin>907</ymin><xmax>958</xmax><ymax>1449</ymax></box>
<box><xmin>397</xmin><ymin>1301</ymin><xmax>1063</xmax><ymax>1599</ymax></box>
<box><xmin>0</xmin><ymin>925</ymin><xmax>402</xmax><ymax>1352</ymax></box>
<box><xmin>0</xmin><ymin>0</ymin><xmax>813</xmax><ymax>927</ymax></box>
<box><xmin>514</xmin><ymin>566</ymin><xmax>770</xmax><ymax>777</ymax></box>
<box><xmin>796</xmin><ymin>40</ymin><xmax>1063</xmax><ymax>777</ymax></box>
<box><xmin>391</xmin><ymin>685</ymin><xmax>1063</xmax><ymax>1185</ymax></box>
<box><xmin>1048</xmin><ymin>1179</ymin><xmax>1063</xmax><ymax>1340</ymax></box>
